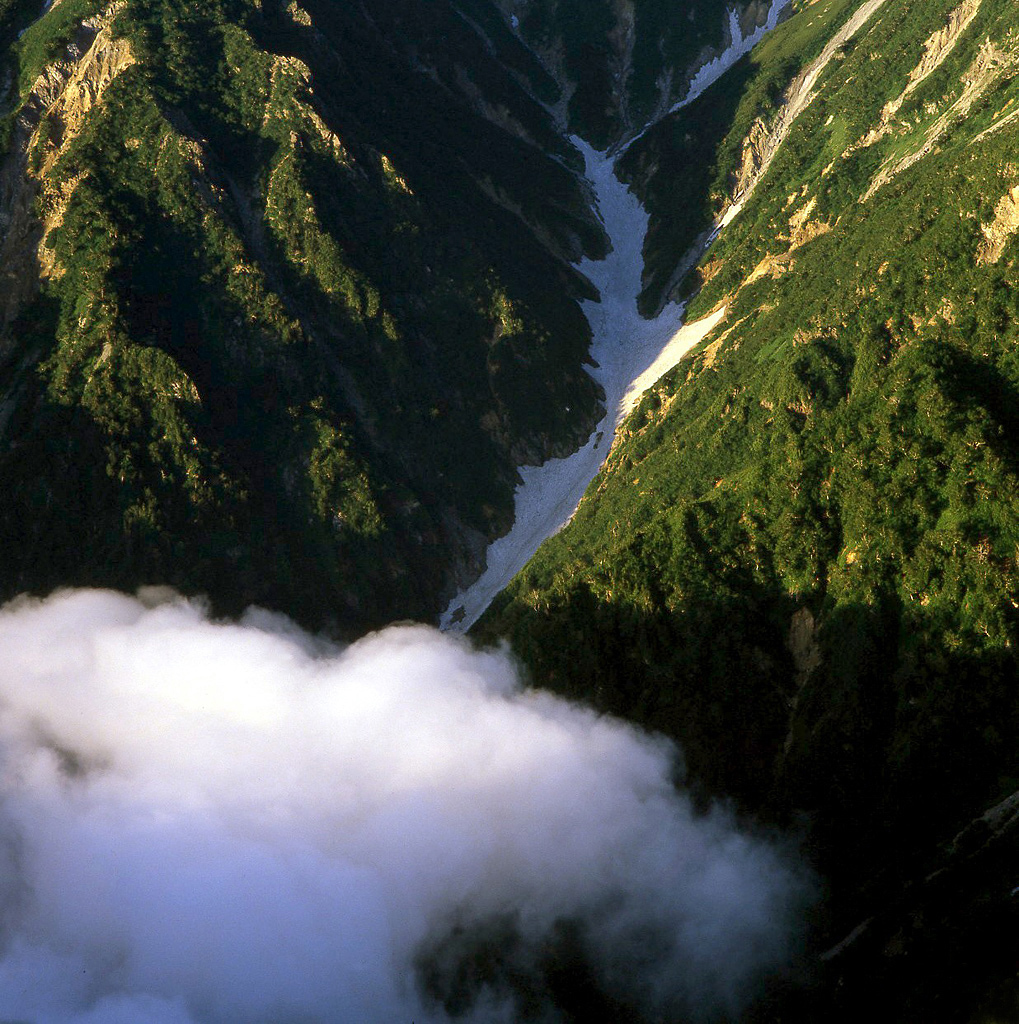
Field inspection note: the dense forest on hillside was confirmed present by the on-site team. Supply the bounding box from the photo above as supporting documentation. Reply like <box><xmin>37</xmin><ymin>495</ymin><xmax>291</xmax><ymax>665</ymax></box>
<box><xmin>0</xmin><ymin>0</ymin><xmax>609</xmax><ymax>630</ymax></box>
<box><xmin>483</xmin><ymin>0</ymin><xmax>1019</xmax><ymax>1016</ymax></box>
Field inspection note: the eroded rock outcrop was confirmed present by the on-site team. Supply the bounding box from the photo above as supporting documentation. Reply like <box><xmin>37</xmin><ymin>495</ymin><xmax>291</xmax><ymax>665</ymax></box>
<box><xmin>977</xmin><ymin>183</ymin><xmax>1019</xmax><ymax>264</ymax></box>
<box><xmin>0</xmin><ymin>4</ymin><xmax>133</xmax><ymax>341</ymax></box>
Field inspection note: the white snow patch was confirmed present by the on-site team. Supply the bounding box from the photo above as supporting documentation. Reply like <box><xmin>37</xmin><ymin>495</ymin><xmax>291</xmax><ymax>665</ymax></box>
<box><xmin>623</xmin><ymin>0</ymin><xmax>789</xmax><ymax>154</ymax></box>
<box><xmin>720</xmin><ymin>199</ymin><xmax>745</xmax><ymax>229</ymax></box>
<box><xmin>683</xmin><ymin>0</ymin><xmax>790</xmax><ymax>110</ymax></box>
<box><xmin>441</xmin><ymin>141</ymin><xmax>725</xmax><ymax>633</ymax></box>
<box><xmin>439</xmin><ymin>0</ymin><xmax>793</xmax><ymax>633</ymax></box>
<box><xmin>621</xmin><ymin>304</ymin><xmax>727</xmax><ymax>417</ymax></box>
<box><xmin>709</xmin><ymin>196</ymin><xmax>747</xmax><ymax>238</ymax></box>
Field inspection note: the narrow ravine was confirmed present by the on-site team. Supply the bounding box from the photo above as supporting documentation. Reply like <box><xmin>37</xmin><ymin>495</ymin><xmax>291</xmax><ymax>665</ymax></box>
<box><xmin>623</xmin><ymin>0</ymin><xmax>790</xmax><ymax>154</ymax></box>
<box><xmin>440</xmin><ymin>4</ymin><xmax>794</xmax><ymax>634</ymax></box>
<box><xmin>440</xmin><ymin>141</ymin><xmax>724</xmax><ymax>633</ymax></box>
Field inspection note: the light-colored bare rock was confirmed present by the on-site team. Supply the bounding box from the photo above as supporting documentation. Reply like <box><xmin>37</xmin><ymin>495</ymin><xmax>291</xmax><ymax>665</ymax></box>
<box><xmin>0</xmin><ymin>3</ymin><xmax>134</xmax><ymax>341</ymax></box>
<box><xmin>977</xmin><ymin>184</ymin><xmax>1019</xmax><ymax>264</ymax></box>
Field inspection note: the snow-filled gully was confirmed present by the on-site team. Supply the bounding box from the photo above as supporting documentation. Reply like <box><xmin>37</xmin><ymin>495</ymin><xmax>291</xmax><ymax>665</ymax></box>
<box><xmin>623</xmin><ymin>0</ymin><xmax>790</xmax><ymax>154</ymax></box>
<box><xmin>440</xmin><ymin>141</ymin><xmax>724</xmax><ymax>633</ymax></box>
<box><xmin>440</xmin><ymin>4</ymin><xmax>790</xmax><ymax>633</ymax></box>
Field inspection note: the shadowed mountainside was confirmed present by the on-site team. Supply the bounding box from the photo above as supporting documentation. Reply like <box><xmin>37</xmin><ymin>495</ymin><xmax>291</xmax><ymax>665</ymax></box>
<box><xmin>482</xmin><ymin>0</ymin><xmax>1019</xmax><ymax>1016</ymax></box>
<box><xmin>0</xmin><ymin>0</ymin><xmax>611</xmax><ymax>630</ymax></box>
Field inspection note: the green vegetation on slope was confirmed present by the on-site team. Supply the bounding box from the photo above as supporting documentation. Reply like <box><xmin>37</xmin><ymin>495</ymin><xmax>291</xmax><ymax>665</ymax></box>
<box><xmin>0</xmin><ymin>0</ymin><xmax>610</xmax><ymax>630</ymax></box>
<box><xmin>483</xmin><ymin>0</ymin><xmax>1019</xmax><ymax>1015</ymax></box>
<box><xmin>510</xmin><ymin>0</ymin><xmax>746</xmax><ymax>147</ymax></box>
<box><xmin>619</xmin><ymin>0</ymin><xmax>865</xmax><ymax>312</ymax></box>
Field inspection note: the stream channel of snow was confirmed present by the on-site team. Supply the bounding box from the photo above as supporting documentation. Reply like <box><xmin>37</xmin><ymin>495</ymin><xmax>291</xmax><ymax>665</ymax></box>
<box><xmin>440</xmin><ymin>2</ymin><xmax>789</xmax><ymax>633</ymax></box>
<box><xmin>440</xmin><ymin>140</ymin><xmax>725</xmax><ymax>633</ymax></box>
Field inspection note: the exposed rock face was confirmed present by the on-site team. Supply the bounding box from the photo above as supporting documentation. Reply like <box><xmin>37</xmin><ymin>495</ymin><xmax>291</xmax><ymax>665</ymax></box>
<box><xmin>725</xmin><ymin>0</ymin><xmax>891</xmax><ymax>216</ymax></box>
<box><xmin>905</xmin><ymin>0</ymin><xmax>983</xmax><ymax>91</ymax></box>
<box><xmin>0</xmin><ymin>4</ymin><xmax>133</xmax><ymax>342</ymax></box>
<box><xmin>47</xmin><ymin>7</ymin><xmax>134</xmax><ymax>143</ymax></box>
<box><xmin>623</xmin><ymin>0</ymin><xmax>888</xmax><ymax>316</ymax></box>
<box><xmin>863</xmin><ymin>37</ymin><xmax>1019</xmax><ymax>201</ymax></box>
<box><xmin>787</xmin><ymin>606</ymin><xmax>821</xmax><ymax>689</ymax></box>
<box><xmin>844</xmin><ymin>0</ymin><xmax>984</xmax><ymax>158</ymax></box>
<box><xmin>977</xmin><ymin>183</ymin><xmax>1019</xmax><ymax>264</ymax></box>
<box><xmin>734</xmin><ymin>116</ymin><xmax>769</xmax><ymax>198</ymax></box>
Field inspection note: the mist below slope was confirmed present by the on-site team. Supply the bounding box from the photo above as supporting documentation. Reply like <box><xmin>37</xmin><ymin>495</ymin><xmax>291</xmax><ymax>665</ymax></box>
<box><xmin>0</xmin><ymin>589</ymin><xmax>811</xmax><ymax>1023</ymax></box>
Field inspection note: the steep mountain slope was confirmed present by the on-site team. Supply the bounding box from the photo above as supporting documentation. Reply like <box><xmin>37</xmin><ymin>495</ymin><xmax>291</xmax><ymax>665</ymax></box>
<box><xmin>0</xmin><ymin>0</ymin><xmax>798</xmax><ymax>633</ymax></box>
<box><xmin>496</xmin><ymin>0</ymin><xmax>791</xmax><ymax>147</ymax></box>
<box><xmin>3</xmin><ymin>0</ymin><xmax>1019</xmax><ymax>1017</ymax></box>
<box><xmin>483</xmin><ymin>0</ymin><xmax>1019</xmax><ymax>1016</ymax></box>
<box><xmin>0</xmin><ymin>0</ymin><xmax>609</xmax><ymax>630</ymax></box>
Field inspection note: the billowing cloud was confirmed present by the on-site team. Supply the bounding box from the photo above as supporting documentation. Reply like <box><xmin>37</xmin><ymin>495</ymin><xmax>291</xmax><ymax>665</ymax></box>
<box><xmin>0</xmin><ymin>589</ymin><xmax>810</xmax><ymax>1023</ymax></box>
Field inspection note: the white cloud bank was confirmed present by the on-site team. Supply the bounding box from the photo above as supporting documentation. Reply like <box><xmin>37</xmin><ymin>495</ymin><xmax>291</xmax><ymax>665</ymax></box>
<box><xmin>0</xmin><ymin>589</ymin><xmax>810</xmax><ymax>1023</ymax></box>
